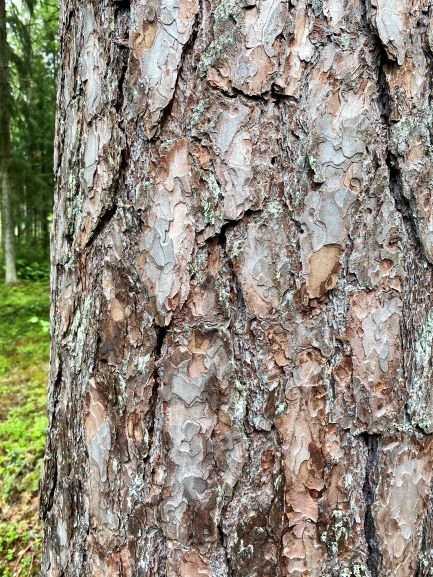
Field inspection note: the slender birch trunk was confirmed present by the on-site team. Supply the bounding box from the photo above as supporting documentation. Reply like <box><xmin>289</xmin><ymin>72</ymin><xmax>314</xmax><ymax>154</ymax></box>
<box><xmin>41</xmin><ymin>1</ymin><xmax>433</xmax><ymax>576</ymax></box>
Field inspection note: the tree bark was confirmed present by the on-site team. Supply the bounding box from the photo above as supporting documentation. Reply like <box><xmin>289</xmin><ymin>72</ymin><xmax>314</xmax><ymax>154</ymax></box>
<box><xmin>41</xmin><ymin>1</ymin><xmax>433</xmax><ymax>576</ymax></box>
<box><xmin>0</xmin><ymin>0</ymin><xmax>17</xmax><ymax>285</ymax></box>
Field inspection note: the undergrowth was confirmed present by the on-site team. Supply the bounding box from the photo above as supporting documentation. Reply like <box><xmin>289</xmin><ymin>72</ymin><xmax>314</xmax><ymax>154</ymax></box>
<box><xmin>0</xmin><ymin>280</ymin><xmax>49</xmax><ymax>577</ymax></box>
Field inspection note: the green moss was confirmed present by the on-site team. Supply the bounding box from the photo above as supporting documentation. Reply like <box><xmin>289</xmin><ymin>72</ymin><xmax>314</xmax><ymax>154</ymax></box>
<box><xmin>0</xmin><ymin>280</ymin><xmax>50</xmax><ymax>377</ymax></box>
<box><xmin>0</xmin><ymin>520</ymin><xmax>42</xmax><ymax>577</ymax></box>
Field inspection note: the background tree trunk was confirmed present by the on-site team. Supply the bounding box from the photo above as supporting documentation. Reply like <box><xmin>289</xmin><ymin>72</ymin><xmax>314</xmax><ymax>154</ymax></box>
<box><xmin>41</xmin><ymin>1</ymin><xmax>433</xmax><ymax>576</ymax></box>
<box><xmin>0</xmin><ymin>0</ymin><xmax>17</xmax><ymax>285</ymax></box>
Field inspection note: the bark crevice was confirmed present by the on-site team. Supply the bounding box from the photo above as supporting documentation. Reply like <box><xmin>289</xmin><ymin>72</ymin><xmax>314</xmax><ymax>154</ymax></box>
<box><xmin>40</xmin><ymin>361</ymin><xmax>62</xmax><ymax>519</ymax></box>
<box><xmin>386</xmin><ymin>151</ymin><xmax>420</xmax><ymax>251</ymax></box>
<box><xmin>83</xmin><ymin>203</ymin><xmax>118</xmax><ymax>250</ymax></box>
<box><xmin>145</xmin><ymin>325</ymin><xmax>168</xmax><ymax>462</ymax></box>
<box><xmin>156</xmin><ymin>10</ymin><xmax>201</xmax><ymax>139</ymax></box>
<box><xmin>208</xmin><ymin>81</ymin><xmax>270</xmax><ymax>104</ymax></box>
<box><xmin>374</xmin><ymin>27</ymin><xmax>427</xmax><ymax>264</ymax></box>
<box><xmin>361</xmin><ymin>433</ymin><xmax>383</xmax><ymax>577</ymax></box>
<box><xmin>114</xmin><ymin>0</ymin><xmax>130</xmax><ymax>112</ymax></box>
<box><xmin>200</xmin><ymin>207</ymin><xmax>264</xmax><ymax>249</ymax></box>
<box><xmin>217</xmin><ymin>521</ymin><xmax>234</xmax><ymax>577</ymax></box>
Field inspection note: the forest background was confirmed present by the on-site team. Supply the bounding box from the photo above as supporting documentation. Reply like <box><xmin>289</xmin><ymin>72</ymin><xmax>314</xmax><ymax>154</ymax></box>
<box><xmin>0</xmin><ymin>0</ymin><xmax>58</xmax><ymax>575</ymax></box>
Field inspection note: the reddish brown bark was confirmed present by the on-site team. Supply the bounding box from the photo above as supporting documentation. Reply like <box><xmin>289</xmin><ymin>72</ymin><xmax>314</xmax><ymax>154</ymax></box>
<box><xmin>42</xmin><ymin>1</ymin><xmax>433</xmax><ymax>576</ymax></box>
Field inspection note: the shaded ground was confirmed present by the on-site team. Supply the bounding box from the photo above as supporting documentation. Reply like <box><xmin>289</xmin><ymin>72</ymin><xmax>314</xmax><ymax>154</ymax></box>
<box><xmin>0</xmin><ymin>281</ymin><xmax>49</xmax><ymax>577</ymax></box>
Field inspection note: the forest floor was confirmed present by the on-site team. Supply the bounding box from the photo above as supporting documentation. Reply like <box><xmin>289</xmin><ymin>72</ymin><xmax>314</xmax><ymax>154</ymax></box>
<box><xmin>0</xmin><ymin>280</ymin><xmax>50</xmax><ymax>577</ymax></box>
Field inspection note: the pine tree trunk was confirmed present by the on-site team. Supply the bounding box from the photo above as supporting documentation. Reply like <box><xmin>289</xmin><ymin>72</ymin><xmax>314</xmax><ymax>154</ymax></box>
<box><xmin>0</xmin><ymin>0</ymin><xmax>17</xmax><ymax>285</ymax></box>
<box><xmin>41</xmin><ymin>1</ymin><xmax>433</xmax><ymax>576</ymax></box>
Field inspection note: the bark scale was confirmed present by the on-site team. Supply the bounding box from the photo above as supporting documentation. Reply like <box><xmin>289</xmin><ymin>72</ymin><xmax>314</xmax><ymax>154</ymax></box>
<box><xmin>41</xmin><ymin>1</ymin><xmax>433</xmax><ymax>576</ymax></box>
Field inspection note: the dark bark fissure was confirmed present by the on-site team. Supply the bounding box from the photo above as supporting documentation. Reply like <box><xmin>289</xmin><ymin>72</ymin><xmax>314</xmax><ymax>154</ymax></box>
<box><xmin>208</xmin><ymin>207</ymin><xmax>286</xmax><ymax>574</ymax></box>
<box><xmin>208</xmin><ymin>79</ymin><xmax>270</xmax><ymax>104</ymax></box>
<box><xmin>157</xmin><ymin>9</ymin><xmax>201</xmax><ymax>138</ymax></box>
<box><xmin>82</xmin><ymin>4</ymin><xmax>130</xmax><ymax>250</ymax></box>
<box><xmin>386</xmin><ymin>148</ymin><xmax>422</xmax><ymax>257</ymax></box>
<box><xmin>372</xmin><ymin>8</ymin><xmax>433</xmax><ymax>443</ymax></box>
<box><xmin>415</xmin><ymin>513</ymin><xmax>428</xmax><ymax>577</ymax></box>
<box><xmin>376</xmin><ymin>54</ymin><xmax>391</xmax><ymax>126</ymax></box>
<box><xmin>205</xmin><ymin>213</ymin><xmax>253</xmax><ymax>577</ymax></box>
<box><xmin>144</xmin><ymin>324</ymin><xmax>168</xmax><ymax>464</ymax></box>
<box><xmin>362</xmin><ymin>0</ymin><xmax>421</xmax><ymax>251</ymax></box>
<box><xmin>202</xmin><ymin>207</ymin><xmax>264</xmax><ymax>248</ymax></box>
<box><xmin>83</xmin><ymin>203</ymin><xmax>118</xmax><ymax>249</ymax></box>
<box><xmin>375</xmin><ymin>44</ymin><xmax>427</xmax><ymax>263</ymax></box>
<box><xmin>217</xmin><ymin>522</ymin><xmax>235</xmax><ymax>577</ymax></box>
<box><xmin>360</xmin><ymin>20</ymin><xmax>433</xmax><ymax>571</ymax></box>
<box><xmin>114</xmin><ymin>0</ymin><xmax>130</xmax><ymax>10</ymax></box>
<box><xmin>361</xmin><ymin>433</ymin><xmax>383</xmax><ymax>577</ymax></box>
<box><xmin>40</xmin><ymin>451</ymin><xmax>58</xmax><ymax>518</ymax></box>
<box><xmin>278</xmin><ymin>100</ymin><xmax>309</xmax><ymax>240</ymax></box>
<box><xmin>114</xmin><ymin>53</ymin><xmax>129</xmax><ymax>117</ymax></box>
<box><xmin>40</xmin><ymin>360</ymin><xmax>63</xmax><ymax>519</ymax></box>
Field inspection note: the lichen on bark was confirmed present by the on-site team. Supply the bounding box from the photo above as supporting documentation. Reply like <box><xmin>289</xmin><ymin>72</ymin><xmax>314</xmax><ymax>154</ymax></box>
<box><xmin>41</xmin><ymin>0</ymin><xmax>433</xmax><ymax>576</ymax></box>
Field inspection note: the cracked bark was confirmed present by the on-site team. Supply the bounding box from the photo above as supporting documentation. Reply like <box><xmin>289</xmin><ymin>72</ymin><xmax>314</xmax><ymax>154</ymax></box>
<box><xmin>362</xmin><ymin>434</ymin><xmax>382</xmax><ymax>577</ymax></box>
<box><xmin>42</xmin><ymin>0</ymin><xmax>433</xmax><ymax>576</ymax></box>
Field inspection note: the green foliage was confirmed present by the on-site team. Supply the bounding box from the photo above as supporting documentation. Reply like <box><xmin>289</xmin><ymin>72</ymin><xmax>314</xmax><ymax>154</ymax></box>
<box><xmin>16</xmin><ymin>257</ymin><xmax>50</xmax><ymax>281</ymax></box>
<box><xmin>3</xmin><ymin>0</ymin><xmax>58</xmax><ymax>280</ymax></box>
<box><xmin>0</xmin><ymin>280</ymin><xmax>50</xmax><ymax>577</ymax></box>
<box><xmin>0</xmin><ymin>412</ymin><xmax>46</xmax><ymax>498</ymax></box>
<box><xmin>0</xmin><ymin>520</ymin><xmax>42</xmax><ymax>577</ymax></box>
<box><xmin>0</xmin><ymin>1</ymin><xmax>55</xmax><ymax>574</ymax></box>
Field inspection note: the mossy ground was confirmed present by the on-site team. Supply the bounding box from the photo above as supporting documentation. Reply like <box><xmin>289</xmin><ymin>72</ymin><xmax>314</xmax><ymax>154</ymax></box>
<box><xmin>0</xmin><ymin>280</ymin><xmax>50</xmax><ymax>577</ymax></box>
